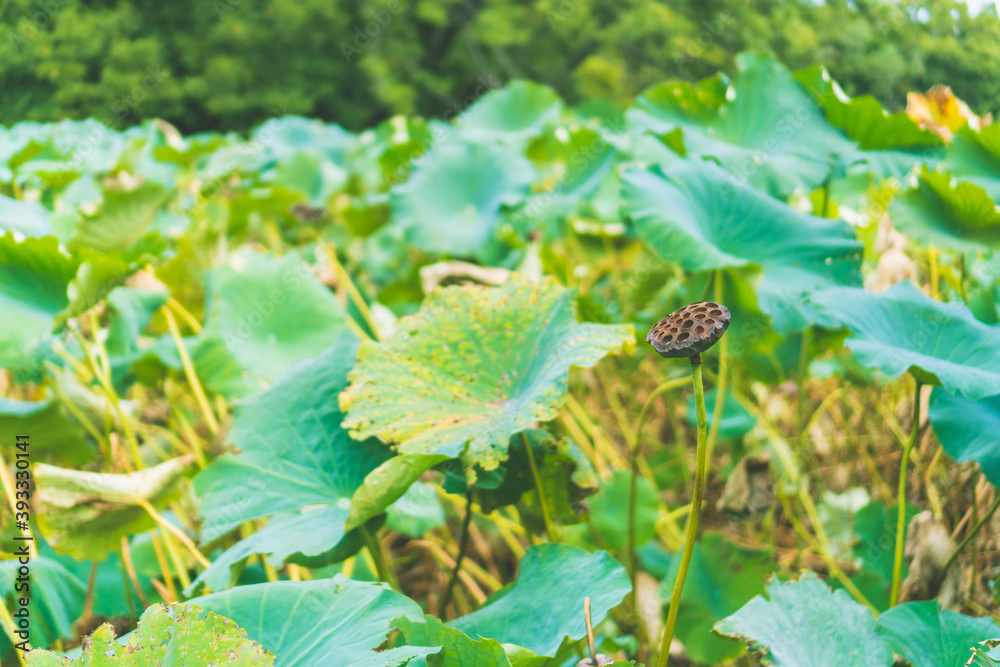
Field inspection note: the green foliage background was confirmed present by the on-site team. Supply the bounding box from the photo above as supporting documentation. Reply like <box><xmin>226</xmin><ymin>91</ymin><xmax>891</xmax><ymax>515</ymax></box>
<box><xmin>3</xmin><ymin>0</ymin><xmax>1000</xmax><ymax>133</ymax></box>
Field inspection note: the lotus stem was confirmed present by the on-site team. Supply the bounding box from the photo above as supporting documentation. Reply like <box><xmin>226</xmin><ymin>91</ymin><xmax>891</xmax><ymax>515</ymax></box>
<box><xmin>522</xmin><ymin>432</ymin><xmax>556</xmax><ymax>540</ymax></box>
<box><xmin>627</xmin><ymin>377</ymin><xmax>689</xmax><ymax>597</ymax></box>
<box><xmin>441</xmin><ymin>487</ymin><xmax>474</xmax><ymax>617</ymax></box>
<box><xmin>657</xmin><ymin>357</ymin><xmax>708</xmax><ymax>667</ymax></box>
<box><xmin>890</xmin><ymin>377</ymin><xmax>923</xmax><ymax>607</ymax></box>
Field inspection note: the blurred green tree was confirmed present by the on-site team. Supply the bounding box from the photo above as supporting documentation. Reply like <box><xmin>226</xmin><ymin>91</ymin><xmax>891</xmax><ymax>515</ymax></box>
<box><xmin>1</xmin><ymin>0</ymin><xmax>997</xmax><ymax>132</ymax></box>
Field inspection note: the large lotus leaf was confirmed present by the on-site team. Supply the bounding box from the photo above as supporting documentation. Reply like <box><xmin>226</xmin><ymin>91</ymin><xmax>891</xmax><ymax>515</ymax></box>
<box><xmin>0</xmin><ymin>233</ymin><xmax>78</xmax><ymax>372</ymax></box>
<box><xmin>25</xmin><ymin>603</ymin><xmax>274</xmax><ymax>666</ymax></box>
<box><xmin>68</xmin><ymin>182</ymin><xmax>170</xmax><ymax>253</ymax></box>
<box><xmin>191</xmin><ymin>577</ymin><xmax>434</xmax><ymax>667</ymax></box>
<box><xmin>627</xmin><ymin>53</ymin><xmax>855</xmax><ymax>196</ymax></box>
<box><xmin>270</xmin><ymin>150</ymin><xmax>348</xmax><ymax>207</ymax></box>
<box><xmin>448</xmin><ymin>544</ymin><xmax>630</xmax><ymax>657</ymax></box>
<box><xmin>658</xmin><ymin>533</ymin><xmax>775</xmax><ymax>664</ymax></box>
<box><xmin>793</xmin><ymin>65</ymin><xmax>942</xmax><ymax>177</ymax></box>
<box><xmin>939</xmin><ymin>124</ymin><xmax>1000</xmax><ymax>201</ymax></box>
<box><xmin>341</xmin><ymin>275</ymin><xmax>634</xmax><ymax>471</ymax></box>
<box><xmin>715</xmin><ymin>572</ymin><xmax>893</xmax><ymax>667</ymax></box>
<box><xmin>200</xmin><ymin>251</ymin><xmax>347</xmax><ymax>383</ymax></box>
<box><xmin>929</xmin><ymin>389</ymin><xmax>1000</xmax><ymax>487</ymax></box>
<box><xmin>810</xmin><ymin>281</ymin><xmax>1000</xmax><ymax>400</ymax></box>
<box><xmin>876</xmin><ymin>601</ymin><xmax>1000</xmax><ymax>667</ymax></box>
<box><xmin>889</xmin><ymin>168</ymin><xmax>1000</xmax><ymax>252</ymax></box>
<box><xmin>193</xmin><ymin>335</ymin><xmax>391</xmax><ymax>582</ymax></box>
<box><xmin>395</xmin><ymin>615</ymin><xmax>512</xmax><ymax>667</ymax></box>
<box><xmin>0</xmin><ymin>194</ymin><xmax>54</xmax><ymax>237</ymax></box>
<box><xmin>0</xmin><ymin>556</ymin><xmax>86</xmax><ymax>650</ymax></box>
<box><xmin>621</xmin><ymin>159</ymin><xmax>862</xmax><ymax>332</ymax></box>
<box><xmin>457</xmin><ymin>80</ymin><xmax>563</xmax><ymax>143</ymax></box>
<box><xmin>35</xmin><ymin>456</ymin><xmax>192</xmax><ymax>561</ymax></box>
<box><xmin>0</xmin><ymin>397</ymin><xmax>91</xmax><ymax>465</ymax></box>
<box><xmin>389</xmin><ymin>141</ymin><xmax>536</xmax><ymax>258</ymax></box>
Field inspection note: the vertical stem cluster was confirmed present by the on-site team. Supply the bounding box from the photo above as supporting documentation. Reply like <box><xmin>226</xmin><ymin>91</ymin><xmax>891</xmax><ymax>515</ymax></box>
<box><xmin>657</xmin><ymin>357</ymin><xmax>708</xmax><ymax>667</ymax></box>
<box><xmin>890</xmin><ymin>377</ymin><xmax>923</xmax><ymax>607</ymax></box>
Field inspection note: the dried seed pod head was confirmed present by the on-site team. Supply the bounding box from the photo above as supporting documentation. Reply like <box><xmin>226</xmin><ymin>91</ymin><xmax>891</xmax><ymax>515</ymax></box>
<box><xmin>646</xmin><ymin>301</ymin><xmax>731</xmax><ymax>359</ymax></box>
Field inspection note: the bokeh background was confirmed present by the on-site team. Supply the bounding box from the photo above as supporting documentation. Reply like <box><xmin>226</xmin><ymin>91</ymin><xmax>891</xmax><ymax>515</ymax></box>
<box><xmin>2</xmin><ymin>0</ymin><xmax>999</xmax><ymax>132</ymax></box>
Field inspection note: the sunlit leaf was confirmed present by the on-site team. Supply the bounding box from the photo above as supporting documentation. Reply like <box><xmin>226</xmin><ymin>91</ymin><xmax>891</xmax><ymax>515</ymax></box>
<box><xmin>457</xmin><ymin>80</ymin><xmax>563</xmax><ymax>143</ymax></box>
<box><xmin>395</xmin><ymin>615</ymin><xmax>512</xmax><ymax>667</ymax></box>
<box><xmin>25</xmin><ymin>603</ymin><xmax>275</xmax><ymax>666</ymax></box>
<box><xmin>341</xmin><ymin>275</ymin><xmax>633</xmax><ymax>472</ymax></box>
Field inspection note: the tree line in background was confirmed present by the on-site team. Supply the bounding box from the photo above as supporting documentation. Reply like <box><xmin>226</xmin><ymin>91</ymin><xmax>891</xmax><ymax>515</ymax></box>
<box><xmin>2</xmin><ymin>0</ymin><xmax>999</xmax><ymax>133</ymax></box>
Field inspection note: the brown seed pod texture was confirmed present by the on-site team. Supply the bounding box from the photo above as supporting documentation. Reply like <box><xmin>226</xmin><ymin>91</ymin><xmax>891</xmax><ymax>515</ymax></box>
<box><xmin>646</xmin><ymin>301</ymin><xmax>731</xmax><ymax>359</ymax></box>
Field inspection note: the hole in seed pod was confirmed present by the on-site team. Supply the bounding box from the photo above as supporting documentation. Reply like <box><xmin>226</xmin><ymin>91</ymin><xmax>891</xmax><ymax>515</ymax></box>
<box><xmin>710</xmin><ymin>309</ymin><xmax>723</xmax><ymax>316</ymax></box>
<box><xmin>663</xmin><ymin>335</ymin><xmax>672</xmax><ymax>342</ymax></box>
<box><xmin>705</xmin><ymin>318</ymin><xmax>715</xmax><ymax>325</ymax></box>
<box><xmin>671</xmin><ymin>327</ymin><xmax>679</xmax><ymax>333</ymax></box>
<box><xmin>683</xmin><ymin>319</ymin><xmax>693</xmax><ymax>328</ymax></box>
<box><xmin>678</xmin><ymin>332</ymin><xmax>690</xmax><ymax>342</ymax></box>
<box><xmin>695</xmin><ymin>325</ymin><xmax>705</xmax><ymax>334</ymax></box>
<box><xmin>706</xmin><ymin>302</ymin><xmax>718</xmax><ymax>308</ymax></box>
<box><xmin>695</xmin><ymin>306</ymin><xmax>707</xmax><ymax>313</ymax></box>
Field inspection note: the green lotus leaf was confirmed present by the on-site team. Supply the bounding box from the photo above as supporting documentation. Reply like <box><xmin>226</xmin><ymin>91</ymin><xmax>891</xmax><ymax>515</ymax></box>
<box><xmin>191</xmin><ymin>577</ymin><xmax>435</xmax><ymax>667</ymax></box>
<box><xmin>35</xmin><ymin>456</ymin><xmax>192</xmax><ymax>561</ymax></box>
<box><xmin>939</xmin><ymin>124</ymin><xmax>1000</xmax><ymax>202</ymax></box>
<box><xmin>448</xmin><ymin>543</ymin><xmax>630</xmax><ymax>657</ymax></box>
<box><xmin>715</xmin><ymin>572</ymin><xmax>893</xmax><ymax>667</ymax></box>
<box><xmin>659</xmin><ymin>533</ymin><xmax>775</xmax><ymax>665</ymax></box>
<box><xmin>889</xmin><ymin>167</ymin><xmax>1000</xmax><ymax>252</ymax></box>
<box><xmin>389</xmin><ymin>141</ymin><xmax>536</xmax><ymax>258</ymax></box>
<box><xmin>457</xmin><ymin>80</ymin><xmax>563</xmax><ymax>143</ymax></box>
<box><xmin>0</xmin><ymin>233</ymin><xmax>78</xmax><ymax>375</ymax></box>
<box><xmin>876</xmin><ymin>601</ymin><xmax>1000</xmax><ymax>667</ymax></box>
<box><xmin>929</xmin><ymin>389</ymin><xmax>1000</xmax><ymax>488</ymax></box>
<box><xmin>25</xmin><ymin>603</ymin><xmax>275</xmax><ymax>666</ymax></box>
<box><xmin>192</xmin><ymin>334</ymin><xmax>391</xmax><ymax>590</ymax></box>
<box><xmin>68</xmin><ymin>182</ymin><xmax>170</xmax><ymax>253</ymax></box>
<box><xmin>810</xmin><ymin>281</ymin><xmax>1000</xmax><ymax>400</ymax></box>
<box><xmin>0</xmin><ymin>557</ymin><xmax>86</xmax><ymax>650</ymax></box>
<box><xmin>199</xmin><ymin>251</ymin><xmax>347</xmax><ymax>384</ymax></box>
<box><xmin>627</xmin><ymin>53</ymin><xmax>855</xmax><ymax>196</ymax></box>
<box><xmin>793</xmin><ymin>65</ymin><xmax>942</xmax><ymax>177</ymax></box>
<box><xmin>341</xmin><ymin>275</ymin><xmax>634</xmax><ymax>472</ymax></box>
<box><xmin>621</xmin><ymin>158</ymin><xmax>862</xmax><ymax>332</ymax></box>
<box><xmin>395</xmin><ymin>615</ymin><xmax>512</xmax><ymax>667</ymax></box>
<box><xmin>0</xmin><ymin>193</ymin><xmax>54</xmax><ymax>237</ymax></box>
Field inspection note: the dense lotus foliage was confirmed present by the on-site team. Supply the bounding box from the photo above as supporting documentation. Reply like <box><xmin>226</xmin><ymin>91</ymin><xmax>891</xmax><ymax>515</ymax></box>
<box><xmin>2</xmin><ymin>52</ymin><xmax>1000</xmax><ymax>665</ymax></box>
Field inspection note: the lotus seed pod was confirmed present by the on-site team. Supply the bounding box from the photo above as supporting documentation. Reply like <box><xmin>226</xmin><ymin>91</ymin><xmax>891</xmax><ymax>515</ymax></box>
<box><xmin>646</xmin><ymin>301</ymin><xmax>731</xmax><ymax>359</ymax></box>
<box><xmin>576</xmin><ymin>655</ymin><xmax>616</xmax><ymax>667</ymax></box>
